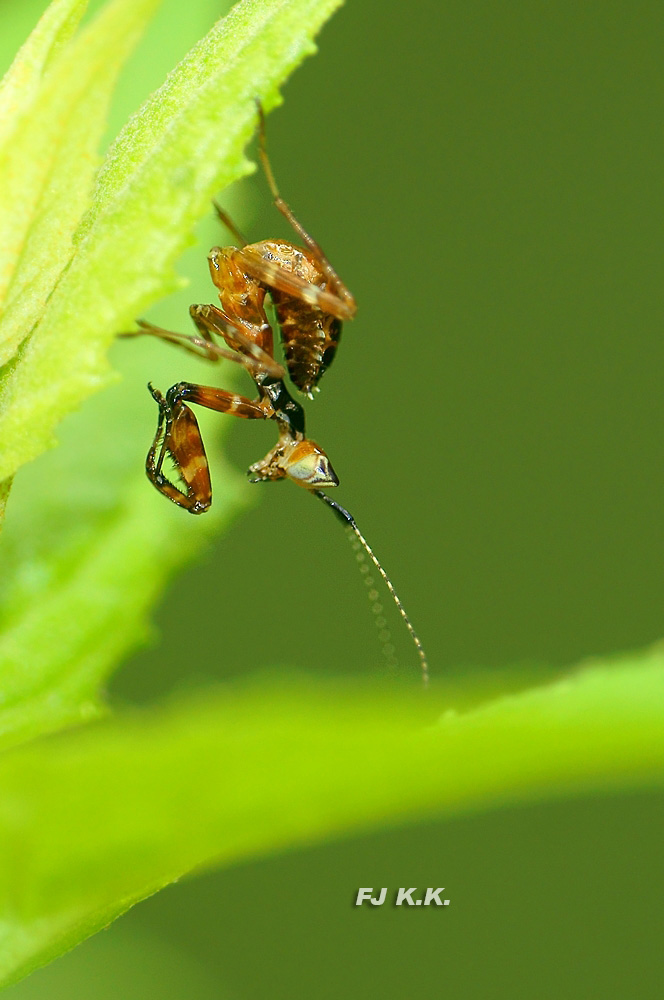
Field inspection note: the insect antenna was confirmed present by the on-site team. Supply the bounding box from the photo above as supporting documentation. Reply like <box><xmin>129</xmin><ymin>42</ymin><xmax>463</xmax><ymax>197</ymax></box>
<box><xmin>314</xmin><ymin>490</ymin><xmax>429</xmax><ymax>686</ymax></box>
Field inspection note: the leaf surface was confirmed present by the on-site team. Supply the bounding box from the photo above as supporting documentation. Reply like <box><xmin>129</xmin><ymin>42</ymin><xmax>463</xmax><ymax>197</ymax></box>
<box><xmin>0</xmin><ymin>650</ymin><xmax>662</xmax><ymax>986</ymax></box>
<box><xmin>0</xmin><ymin>0</ymin><xmax>162</xmax><ymax>367</ymax></box>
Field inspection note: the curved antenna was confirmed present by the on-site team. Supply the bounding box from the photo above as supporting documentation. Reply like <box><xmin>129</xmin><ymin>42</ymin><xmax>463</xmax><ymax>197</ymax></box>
<box><xmin>314</xmin><ymin>490</ymin><xmax>429</xmax><ymax>686</ymax></box>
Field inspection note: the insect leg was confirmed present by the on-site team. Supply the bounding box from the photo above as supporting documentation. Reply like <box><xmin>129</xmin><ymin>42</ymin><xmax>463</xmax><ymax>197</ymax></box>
<box><xmin>255</xmin><ymin>102</ymin><xmax>356</xmax><ymax>318</ymax></box>
<box><xmin>146</xmin><ymin>384</ymin><xmax>212</xmax><ymax>514</ymax></box>
<box><xmin>146</xmin><ymin>382</ymin><xmax>269</xmax><ymax>514</ymax></box>
<box><xmin>189</xmin><ymin>303</ymin><xmax>286</xmax><ymax>379</ymax></box>
<box><xmin>165</xmin><ymin>381</ymin><xmax>270</xmax><ymax>419</ymax></box>
<box><xmin>120</xmin><ymin>319</ymin><xmax>264</xmax><ymax>373</ymax></box>
<box><xmin>212</xmin><ymin>201</ymin><xmax>249</xmax><ymax>246</ymax></box>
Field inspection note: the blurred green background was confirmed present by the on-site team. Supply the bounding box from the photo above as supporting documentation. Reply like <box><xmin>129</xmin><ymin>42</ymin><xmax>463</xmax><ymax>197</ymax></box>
<box><xmin>2</xmin><ymin>0</ymin><xmax>664</xmax><ymax>995</ymax></box>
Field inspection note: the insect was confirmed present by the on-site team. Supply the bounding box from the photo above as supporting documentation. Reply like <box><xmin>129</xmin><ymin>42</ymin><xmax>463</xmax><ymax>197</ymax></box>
<box><xmin>124</xmin><ymin>105</ymin><xmax>429</xmax><ymax>682</ymax></box>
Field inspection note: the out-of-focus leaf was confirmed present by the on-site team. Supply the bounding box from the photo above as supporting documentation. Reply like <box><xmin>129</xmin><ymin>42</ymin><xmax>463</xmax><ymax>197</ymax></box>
<box><xmin>0</xmin><ymin>650</ymin><xmax>662</xmax><ymax>986</ymax></box>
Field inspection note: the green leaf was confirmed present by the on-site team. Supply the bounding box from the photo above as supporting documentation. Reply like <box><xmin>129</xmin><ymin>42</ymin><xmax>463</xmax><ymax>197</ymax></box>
<box><xmin>0</xmin><ymin>650</ymin><xmax>662</xmax><ymax>986</ymax></box>
<box><xmin>0</xmin><ymin>0</ymin><xmax>163</xmax><ymax>367</ymax></box>
<box><xmin>0</xmin><ymin>0</ymin><xmax>345</xmax><ymax>482</ymax></box>
<box><xmin>0</xmin><ymin>0</ymin><xmax>86</xmax><ymax>146</ymax></box>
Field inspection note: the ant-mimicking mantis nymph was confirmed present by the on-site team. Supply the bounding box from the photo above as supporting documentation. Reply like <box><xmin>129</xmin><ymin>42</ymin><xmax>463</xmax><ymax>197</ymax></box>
<box><xmin>122</xmin><ymin>105</ymin><xmax>429</xmax><ymax>683</ymax></box>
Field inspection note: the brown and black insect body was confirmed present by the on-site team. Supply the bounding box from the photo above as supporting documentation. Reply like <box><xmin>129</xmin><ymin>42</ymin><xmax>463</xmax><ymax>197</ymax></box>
<box><xmin>124</xmin><ymin>106</ymin><xmax>428</xmax><ymax>682</ymax></box>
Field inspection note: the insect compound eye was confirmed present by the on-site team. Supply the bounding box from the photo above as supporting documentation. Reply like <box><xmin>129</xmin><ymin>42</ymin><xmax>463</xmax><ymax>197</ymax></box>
<box><xmin>283</xmin><ymin>440</ymin><xmax>339</xmax><ymax>489</ymax></box>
